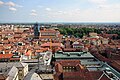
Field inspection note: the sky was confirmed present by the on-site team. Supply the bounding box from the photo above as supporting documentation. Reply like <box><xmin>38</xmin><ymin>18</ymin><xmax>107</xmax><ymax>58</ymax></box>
<box><xmin>0</xmin><ymin>0</ymin><xmax>120</xmax><ymax>23</ymax></box>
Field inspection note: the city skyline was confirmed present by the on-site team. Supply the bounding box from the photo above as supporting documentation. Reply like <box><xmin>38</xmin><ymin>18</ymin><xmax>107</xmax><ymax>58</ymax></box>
<box><xmin>0</xmin><ymin>0</ymin><xmax>120</xmax><ymax>23</ymax></box>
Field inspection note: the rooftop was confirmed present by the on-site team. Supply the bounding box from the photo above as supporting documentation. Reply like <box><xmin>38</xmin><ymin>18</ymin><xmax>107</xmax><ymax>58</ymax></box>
<box><xmin>7</xmin><ymin>66</ymin><xmax>18</xmax><ymax>80</ymax></box>
<box><xmin>24</xmin><ymin>72</ymin><xmax>42</xmax><ymax>80</ymax></box>
<box><xmin>41</xmin><ymin>42</ymin><xmax>64</xmax><ymax>47</ymax></box>
<box><xmin>0</xmin><ymin>62</ymin><xmax>28</xmax><ymax>69</ymax></box>
<box><xmin>0</xmin><ymin>74</ymin><xmax>7</xmax><ymax>80</ymax></box>
<box><xmin>40</xmin><ymin>74</ymin><xmax>53</xmax><ymax>80</ymax></box>
<box><xmin>54</xmin><ymin>51</ymin><xmax>94</xmax><ymax>59</ymax></box>
<box><xmin>0</xmin><ymin>54</ymin><xmax>13</xmax><ymax>59</ymax></box>
<box><xmin>54</xmin><ymin>60</ymin><xmax>93</xmax><ymax>80</ymax></box>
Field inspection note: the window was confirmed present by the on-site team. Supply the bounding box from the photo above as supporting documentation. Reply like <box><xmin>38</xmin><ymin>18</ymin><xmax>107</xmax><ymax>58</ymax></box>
<box><xmin>63</xmin><ymin>66</ymin><xmax>77</xmax><ymax>72</ymax></box>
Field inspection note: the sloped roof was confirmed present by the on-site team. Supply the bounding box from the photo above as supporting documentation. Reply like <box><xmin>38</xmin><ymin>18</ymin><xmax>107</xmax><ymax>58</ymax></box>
<box><xmin>7</xmin><ymin>66</ymin><xmax>18</xmax><ymax>80</ymax></box>
<box><xmin>24</xmin><ymin>72</ymin><xmax>42</xmax><ymax>80</ymax></box>
<box><xmin>0</xmin><ymin>54</ymin><xmax>13</xmax><ymax>59</ymax></box>
<box><xmin>0</xmin><ymin>62</ymin><xmax>28</xmax><ymax>68</ymax></box>
<box><xmin>0</xmin><ymin>74</ymin><xmax>7</xmax><ymax>80</ymax></box>
<box><xmin>100</xmin><ymin>75</ymin><xmax>110</xmax><ymax>80</ymax></box>
<box><xmin>25</xmin><ymin>50</ymin><xmax>32</xmax><ymax>56</ymax></box>
<box><xmin>41</xmin><ymin>42</ymin><xmax>64</xmax><ymax>47</ymax></box>
<box><xmin>54</xmin><ymin>60</ymin><xmax>93</xmax><ymax>80</ymax></box>
<box><xmin>40</xmin><ymin>29</ymin><xmax>58</xmax><ymax>33</ymax></box>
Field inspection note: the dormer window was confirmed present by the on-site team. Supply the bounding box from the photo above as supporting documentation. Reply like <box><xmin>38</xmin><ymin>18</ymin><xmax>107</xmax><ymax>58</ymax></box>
<box><xmin>67</xmin><ymin>53</ymin><xmax>70</xmax><ymax>56</ymax></box>
<box><xmin>13</xmin><ymin>52</ymin><xmax>19</xmax><ymax>56</ymax></box>
<box><xmin>17</xmin><ymin>42</ymin><xmax>24</xmax><ymax>46</ymax></box>
<box><xmin>77</xmin><ymin>53</ymin><xmax>81</xmax><ymax>56</ymax></box>
<box><xmin>0</xmin><ymin>42</ymin><xmax>2</xmax><ymax>44</ymax></box>
<box><xmin>0</xmin><ymin>51</ymin><xmax>5</xmax><ymax>54</ymax></box>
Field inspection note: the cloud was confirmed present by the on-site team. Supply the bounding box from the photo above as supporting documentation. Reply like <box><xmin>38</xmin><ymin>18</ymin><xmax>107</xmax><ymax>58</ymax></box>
<box><xmin>5</xmin><ymin>1</ymin><xmax>23</xmax><ymax>8</ymax></box>
<box><xmin>31</xmin><ymin>10</ymin><xmax>36</xmax><ymax>13</ymax></box>
<box><xmin>6</xmin><ymin>1</ymin><xmax>16</xmax><ymax>7</ymax></box>
<box><xmin>30</xmin><ymin>13</ymin><xmax>37</xmax><ymax>16</ymax></box>
<box><xmin>57</xmin><ymin>11</ymin><xmax>67</xmax><ymax>14</ymax></box>
<box><xmin>30</xmin><ymin>10</ymin><xmax>37</xmax><ymax>16</ymax></box>
<box><xmin>0</xmin><ymin>1</ymin><xmax>4</xmax><ymax>5</ymax></box>
<box><xmin>45</xmin><ymin>8</ymin><xmax>51</xmax><ymax>11</ymax></box>
<box><xmin>9</xmin><ymin>7</ymin><xmax>17</xmax><ymax>11</ymax></box>
<box><xmin>44</xmin><ymin>5</ymin><xmax>120</xmax><ymax>22</ymax></box>
<box><xmin>89</xmin><ymin>0</ymin><xmax>107</xmax><ymax>5</ymax></box>
<box><xmin>98</xmin><ymin>3</ymin><xmax>120</xmax><ymax>10</ymax></box>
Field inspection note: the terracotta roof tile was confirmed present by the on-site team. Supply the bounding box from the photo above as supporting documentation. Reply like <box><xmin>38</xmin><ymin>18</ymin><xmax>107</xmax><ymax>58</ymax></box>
<box><xmin>25</xmin><ymin>50</ymin><xmax>32</xmax><ymax>56</ymax></box>
<box><xmin>54</xmin><ymin>60</ymin><xmax>93</xmax><ymax>80</ymax></box>
<box><xmin>0</xmin><ymin>74</ymin><xmax>7</xmax><ymax>80</ymax></box>
<box><xmin>41</xmin><ymin>42</ymin><xmax>63</xmax><ymax>47</ymax></box>
<box><xmin>0</xmin><ymin>54</ymin><xmax>13</xmax><ymax>59</ymax></box>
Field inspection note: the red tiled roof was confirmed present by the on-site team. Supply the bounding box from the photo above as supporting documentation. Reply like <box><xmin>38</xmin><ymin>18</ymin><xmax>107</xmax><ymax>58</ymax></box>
<box><xmin>0</xmin><ymin>46</ymin><xmax>4</xmax><ymax>50</ymax></box>
<box><xmin>0</xmin><ymin>54</ymin><xmax>13</xmax><ymax>59</ymax></box>
<box><xmin>36</xmin><ymin>48</ymin><xmax>48</xmax><ymax>53</ymax></box>
<box><xmin>54</xmin><ymin>60</ymin><xmax>93</xmax><ymax>80</ymax></box>
<box><xmin>102</xmin><ymin>34</ymin><xmax>118</xmax><ymax>38</ymax></box>
<box><xmin>40</xmin><ymin>29</ymin><xmax>58</xmax><ymax>33</ymax></box>
<box><xmin>90</xmin><ymin>71</ymin><xmax>103</xmax><ymax>80</ymax></box>
<box><xmin>41</xmin><ymin>42</ymin><xmax>63</xmax><ymax>47</ymax></box>
<box><xmin>108</xmin><ymin>60</ymin><xmax>120</xmax><ymax>73</ymax></box>
<box><xmin>100</xmin><ymin>75</ymin><xmax>110</xmax><ymax>80</ymax></box>
<box><xmin>57</xmin><ymin>60</ymin><xmax>81</xmax><ymax>66</ymax></box>
<box><xmin>10</xmin><ymin>58</ymin><xmax>20</xmax><ymax>60</ymax></box>
<box><xmin>36</xmin><ymin>50</ymin><xmax>43</xmax><ymax>53</ymax></box>
<box><xmin>0</xmin><ymin>74</ymin><xmax>7</xmax><ymax>80</ymax></box>
<box><xmin>55</xmin><ymin>47</ymin><xmax>62</xmax><ymax>52</ymax></box>
<box><xmin>40</xmin><ymin>36</ymin><xmax>56</xmax><ymax>39</ymax></box>
<box><xmin>2</xmin><ymin>40</ymin><xmax>9</xmax><ymax>44</ymax></box>
<box><xmin>25</xmin><ymin>50</ymin><xmax>32</xmax><ymax>56</ymax></box>
<box><xmin>91</xmin><ymin>52</ymin><xmax>110</xmax><ymax>62</ymax></box>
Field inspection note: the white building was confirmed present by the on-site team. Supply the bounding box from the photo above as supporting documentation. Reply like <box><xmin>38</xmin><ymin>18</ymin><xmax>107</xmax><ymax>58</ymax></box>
<box><xmin>7</xmin><ymin>66</ymin><xmax>19</xmax><ymax>80</ymax></box>
<box><xmin>101</xmin><ymin>38</ymin><xmax>109</xmax><ymax>44</ymax></box>
<box><xmin>0</xmin><ymin>66</ymin><xmax>18</xmax><ymax>80</ymax></box>
<box><xmin>72</xmin><ymin>41</ymin><xmax>84</xmax><ymax>48</ymax></box>
<box><xmin>0</xmin><ymin>62</ymin><xmax>28</xmax><ymax>80</ymax></box>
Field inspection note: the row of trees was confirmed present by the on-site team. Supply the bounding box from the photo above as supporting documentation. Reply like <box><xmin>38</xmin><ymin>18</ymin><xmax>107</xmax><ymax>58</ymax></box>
<box><xmin>58</xmin><ymin>27</ymin><xmax>120</xmax><ymax>39</ymax></box>
<box><xmin>107</xmin><ymin>30</ymin><xmax>120</xmax><ymax>39</ymax></box>
<box><xmin>58</xmin><ymin>27</ymin><xmax>102</xmax><ymax>38</ymax></box>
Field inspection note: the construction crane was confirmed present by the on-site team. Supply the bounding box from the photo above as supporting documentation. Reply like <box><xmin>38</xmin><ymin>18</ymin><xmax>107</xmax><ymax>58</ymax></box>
<box><xmin>50</xmin><ymin>38</ymin><xmax>52</xmax><ymax>50</ymax></box>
